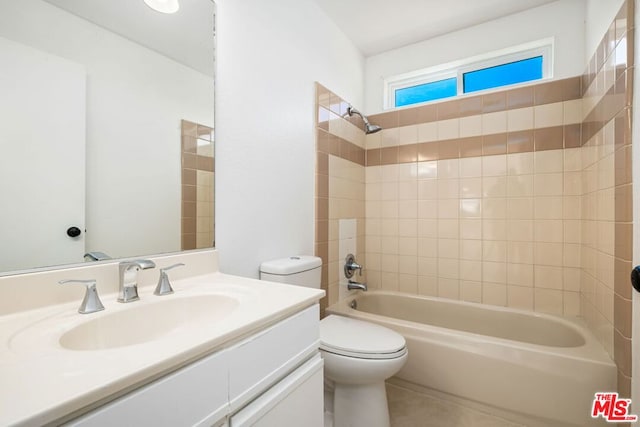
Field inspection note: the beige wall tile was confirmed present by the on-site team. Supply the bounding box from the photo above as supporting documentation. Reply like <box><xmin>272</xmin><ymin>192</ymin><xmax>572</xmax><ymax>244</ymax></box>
<box><xmin>417</xmin><ymin>122</ymin><xmax>438</xmax><ymax>143</ymax></box>
<box><xmin>483</xmin><ymin>282</ymin><xmax>507</xmax><ymax>306</ymax></box>
<box><xmin>507</xmin><ymin>198</ymin><xmax>534</xmax><ymax>219</ymax></box>
<box><xmin>563</xmin><ymin>99</ymin><xmax>583</xmax><ymax>124</ymax></box>
<box><xmin>460</xmin><ymin>199</ymin><xmax>482</xmax><ymax>218</ymax></box>
<box><xmin>438</xmin><ymin>199</ymin><xmax>460</xmax><ymax>218</ymax></box>
<box><xmin>534</xmin><ymin>220</ymin><xmax>564</xmax><ymax>243</ymax></box>
<box><xmin>508</xmin><ymin>286</ymin><xmax>534</xmax><ymax>310</ymax></box>
<box><xmin>483</xmin><ymin>240</ymin><xmax>507</xmax><ymax>262</ymax></box>
<box><xmin>507</xmin><ymin>107</ymin><xmax>534</xmax><ymax>132</ymax></box>
<box><xmin>534</xmin><ymin>150</ymin><xmax>564</xmax><ymax>174</ymax></box>
<box><xmin>482</xmin><ymin>198</ymin><xmax>506</xmax><ymax>219</ymax></box>
<box><xmin>534</xmin><ymin>102</ymin><xmax>564</xmax><ymax>128</ymax></box>
<box><xmin>534</xmin><ymin>242</ymin><xmax>564</xmax><ymax>266</ymax></box>
<box><xmin>482</xmin><ymin>111</ymin><xmax>508</xmax><ymax>134</ymax></box>
<box><xmin>534</xmin><ymin>173</ymin><xmax>564</xmax><ymax>196</ymax></box>
<box><xmin>438</xmin><ymin>278</ymin><xmax>460</xmax><ymax>299</ymax></box>
<box><xmin>418</xmin><ymin>161</ymin><xmax>438</xmax><ymax>179</ymax></box>
<box><xmin>483</xmin><ymin>176</ymin><xmax>508</xmax><ymax>197</ymax></box>
<box><xmin>460</xmin><ymin>115</ymin><xmax>482</xmax><ymax>138</ymax></box>
<box><xmin>460</xmin><ymin>219</ymin><xmax>482</xmax><ymax>240</ymax></box>
<box><xmin>564</xmin><ymin>148</ymin><xmax>582</xmax><ymax>171</ymax></box>
<box><xmin>438</xmin><ymin>158</ymin><xmax>460</xmax><ymax>178</ymax></box>
<box><xmin>507</xmin><ymin>220</ymin><xmax>534</xmax><ymax>242</ymax></box>
<box><xmin>461</xmin><ymin>281</ymin><xmax>482</xmax><ymax>302</ymax></box>
<box><xmin>482</xmin><ymin>155</ymin><xmax>507</xmax><ymax>177</ymax></box>
<box><xmin>459</xmin><ymin>157</ymin><xmax>482</xmax><ymax>177</ymax></box>
<box><xmin>507</xmin><ymin>152</ymin><xmax>534</xmax><ymax>175</ymax></box>
<box><xmin>437</xmin><ymin>118</ymin><xmax>460</xmax><ymax>140</ymax></box>
<box><xmin>460</xmin><ymin>239</ymin><xmax>483</xmax><ymax>261</ymax></box>
<box><xmin>534</xmin><ymin>288</ymin><xmax>564</xmax><ymax>315</ymax></box>
<box><xmin>506</xmin><ymin>175</ymin><xmax>534</xmax><ymax>197</ymax></box>
<box><xmin>380</xmin><ymin>128</ymin><xmax>399</xmax><ymax>147</ymax></box>
<box><xmin>507</xmin><ymin>263</ymin><xmax>534</xmax><ymax>287</ymax></box>
<box><xmin>438</xmin><ymin>219</ymin><xmax>459</xmax><ymax>239</ymax></box>
<box><xmin>507</xmin><ymin>241</ymin><xmax>534</xmax><ymax>264</ymax></box>
<box><xmin>460</xmin><ymin>177</ymin><xmax>482</xmax><ymax>198</ymax></box>
<box><xmin>438</xmin><ymin>179</ymin><xmax>460</xmax><ymax>199</ymax></box>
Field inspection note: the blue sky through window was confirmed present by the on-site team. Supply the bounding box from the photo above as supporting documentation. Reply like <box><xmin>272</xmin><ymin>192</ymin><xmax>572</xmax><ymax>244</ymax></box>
<box><xmin>463</xmin><ymin>56</ymin><xmax>543</xmax><ymax>93</ymax></box>
<box><xmin>395</xmin><ymin>77</ymin><xmax>457</xmax><ymax>107</ymax></box>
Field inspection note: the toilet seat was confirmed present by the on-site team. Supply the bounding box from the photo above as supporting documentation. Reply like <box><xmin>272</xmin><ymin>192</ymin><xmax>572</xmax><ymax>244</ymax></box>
<box><xmin>320</xmin><ymin>315</ymin><xmax>407</xmax><ymax>360</ymax></box>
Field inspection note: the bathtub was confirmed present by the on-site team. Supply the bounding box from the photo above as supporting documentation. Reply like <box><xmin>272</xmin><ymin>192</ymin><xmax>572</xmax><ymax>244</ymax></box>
<box><xmin>326</xmin><ymin>291</ymin><xmax>616</xmax><ymax>426</ymax></box>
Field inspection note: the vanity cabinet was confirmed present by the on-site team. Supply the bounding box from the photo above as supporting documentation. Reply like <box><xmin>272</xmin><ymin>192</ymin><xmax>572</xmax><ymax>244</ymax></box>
<box><xmin>66</xmin><ymin>305</ymin><xmax>322</xmax><ymax>427</ymax></box>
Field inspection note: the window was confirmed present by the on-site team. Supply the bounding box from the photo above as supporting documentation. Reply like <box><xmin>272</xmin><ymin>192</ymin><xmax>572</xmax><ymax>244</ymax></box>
<box><xmin>395</xmin><ymin>77</ymin><xmax>457</xmax><ymax>107</ymax></box>
<box><xmin>385</xmin><ymin>39</ymin><xmax>553</xmax><ymax>109</ymax></box>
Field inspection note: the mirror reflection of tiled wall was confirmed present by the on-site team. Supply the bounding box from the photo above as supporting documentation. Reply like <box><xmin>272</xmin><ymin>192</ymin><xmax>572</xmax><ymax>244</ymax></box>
<box><xmin>181</xmin><ymin>120</ymin><xmax>215</xmax><ymax>250</ymax></box>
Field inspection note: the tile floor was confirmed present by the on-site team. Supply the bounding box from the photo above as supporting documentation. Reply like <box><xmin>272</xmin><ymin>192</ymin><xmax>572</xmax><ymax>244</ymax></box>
<box><xmin>386</xmin><ymin>383</ymin><xmax>526</xmax><ymax>427</ymax></box>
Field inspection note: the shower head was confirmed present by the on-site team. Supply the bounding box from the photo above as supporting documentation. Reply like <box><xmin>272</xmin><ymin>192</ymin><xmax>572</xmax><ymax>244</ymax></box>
<box><xmin>347</xmin><ymin>106</ymin><xmax>382</xmax><ymax>134</ymax></box>
<box><xmin>365</xmin><ymin>123</ymin><xmax>382</xmax><ymax>134</ymax></box>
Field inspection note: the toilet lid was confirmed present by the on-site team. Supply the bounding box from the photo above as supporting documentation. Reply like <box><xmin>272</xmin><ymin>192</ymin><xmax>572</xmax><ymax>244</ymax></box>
<box><xmin>320</xmin><ymin>315</ymin><xmax>406</xmax><ymax>360</ymax></box>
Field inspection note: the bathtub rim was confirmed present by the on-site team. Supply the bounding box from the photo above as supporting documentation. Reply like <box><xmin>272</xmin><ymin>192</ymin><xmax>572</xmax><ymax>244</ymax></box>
<box><xmin>326</xmin><ymin>290</ymin><xmax>615</xmax><ymax>367</ymax></box>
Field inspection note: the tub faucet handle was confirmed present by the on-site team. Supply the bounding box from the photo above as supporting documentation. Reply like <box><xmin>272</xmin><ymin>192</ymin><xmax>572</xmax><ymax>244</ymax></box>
<box><xmin>59</xmin><ymin>279</ymin><xmax>105</xmax><ymax>314</ymax></box>
<box><xmin>344</xmin><ymin>253</ymin><xmax>363</xmax><ymax>278</ymax></box>
<box><xmin>154</xmin><ymin>263</ymin><xmax>185</xmax><ymax>296</ymax></box>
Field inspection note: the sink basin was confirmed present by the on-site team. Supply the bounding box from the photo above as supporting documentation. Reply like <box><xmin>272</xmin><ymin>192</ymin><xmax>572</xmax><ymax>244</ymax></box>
<box><xmin>59</xmin><ymin>295</ymin><xmax>239</xmax><ymax>351</ymax></box>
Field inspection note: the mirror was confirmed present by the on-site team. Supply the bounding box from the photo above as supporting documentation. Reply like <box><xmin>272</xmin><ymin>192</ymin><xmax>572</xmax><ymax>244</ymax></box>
<box><xmin>0</xmin><ymin>0</ymin><xmax>215</xmax><ymax>275</ymax></box>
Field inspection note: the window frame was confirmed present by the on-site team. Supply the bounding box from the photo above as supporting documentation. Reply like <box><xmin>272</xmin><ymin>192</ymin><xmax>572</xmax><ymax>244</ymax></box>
<box><xmin>384</xmin><ymin>39</ymin><xmax>554</xmax><ymax>110</ymax></box>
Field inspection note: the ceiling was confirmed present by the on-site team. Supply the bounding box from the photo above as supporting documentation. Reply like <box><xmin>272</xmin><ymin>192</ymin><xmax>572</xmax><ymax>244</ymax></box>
<box><xmin>42</xmin><ymin>0</ymin><xmax>559</xmax><ymax>72</ymax></box>
<box><xmin>313</xmin><ymin>0</ymin><xmax>559</xmax><ymax>57</ymax></box>
<box><xmin>43</xmin><ymin>0</ymin><xmax>215</xmax><ymax>75</ymax></box>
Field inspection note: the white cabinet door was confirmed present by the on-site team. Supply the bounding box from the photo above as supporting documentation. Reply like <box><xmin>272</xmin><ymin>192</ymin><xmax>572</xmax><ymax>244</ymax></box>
<box><xmin>228</xmin><ymin>304</ymin><xmax>320</xmax><ymax>412</ymax></box>
<box><xmin>229</xmin><ymin>354</ymin><xmax>324</xmax><ymax>427</ymax></box>
<box><xmin>66</xmin><ymin>349</ymin><xmax>229</xmax><ymax>427</ymax></box>
<box><xmin>0</xmin><ymin>36</ymin><xmax>86</xmax><ymax>271</ymax></box>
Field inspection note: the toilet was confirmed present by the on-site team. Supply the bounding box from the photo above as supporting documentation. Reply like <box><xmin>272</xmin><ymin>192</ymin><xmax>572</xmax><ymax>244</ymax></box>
<box><xmin>260</xmin><ymin>256</ymin><xmax>407</xmax><ymax>427</ymax></box>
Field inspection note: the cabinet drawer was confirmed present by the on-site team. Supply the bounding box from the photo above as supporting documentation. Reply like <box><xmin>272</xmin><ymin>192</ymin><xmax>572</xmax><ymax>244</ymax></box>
<box><xmin>229</xmin><ymin>354</ymin><xmax>323</xmax><ymax>427</ymax></box>
<box><xmin>66</xmin><ymin>349</ymin><xmax>229</xmax><ymax>427</ymax></box>
<box><xmin>228</xmin><ymin>304</ymin><xmax>319</xmax><ymax>411</ymax></box>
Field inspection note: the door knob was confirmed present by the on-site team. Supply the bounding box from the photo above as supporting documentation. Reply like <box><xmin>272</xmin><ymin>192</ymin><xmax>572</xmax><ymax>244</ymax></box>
<box><xmin>631</xmin><ymin>266</ymin><xmax>640</xmax><ymax>293</ymax></box>
<box><xmin>66</xmin><ymin>226</ymin><xmax>82</xmax><ymax>238</ymax></box>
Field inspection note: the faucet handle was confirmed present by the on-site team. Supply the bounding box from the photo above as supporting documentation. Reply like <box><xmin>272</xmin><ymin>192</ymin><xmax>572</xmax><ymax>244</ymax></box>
<box><xmin>154</xmin><ymin>263</ymin><xmax>185</xmax><ymax>296</ymax></box>
<box><xmin>59</xmin><ymin>279</ymin><xmax>105</xmax><ymax>314</ymax></box>
<box><xmin>344</xmin><ymin>253</ymin><xmax>363</xmax><ymax>278</ymax></box>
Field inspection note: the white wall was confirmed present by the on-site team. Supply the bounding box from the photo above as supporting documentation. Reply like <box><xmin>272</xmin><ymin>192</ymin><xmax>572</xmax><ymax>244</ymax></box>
<box><xmin>215</xmin><ymin>0</ymin><xmax>364</xmax><ymax>277</ymax></box>
<box><xmin>585</xmin><ymin>0</ymin><xmax>626</xmax><ymax>60</ymax></box>
<box><xmin>0</xmin><ymin>0</ymin><xmax>213</xmax><ymax>261</ymax></box>
<box><xmin>364</xmin><ymin>0</ymin><xmax>585</xmax><ymax>114</ymax></box>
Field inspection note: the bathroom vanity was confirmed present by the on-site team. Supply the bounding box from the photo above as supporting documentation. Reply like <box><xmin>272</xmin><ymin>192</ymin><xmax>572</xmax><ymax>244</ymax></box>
<box><xmin>0</xmin><ymin>249</ymin><xmax>324</xmax><ymax>426</ymax></box>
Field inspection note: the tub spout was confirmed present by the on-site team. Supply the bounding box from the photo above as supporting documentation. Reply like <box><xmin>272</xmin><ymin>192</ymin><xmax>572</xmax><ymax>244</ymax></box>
<box><xmin>347</xmin><ymin>280</ymin><xmax>367</xmax><ymax>291</ymax></box>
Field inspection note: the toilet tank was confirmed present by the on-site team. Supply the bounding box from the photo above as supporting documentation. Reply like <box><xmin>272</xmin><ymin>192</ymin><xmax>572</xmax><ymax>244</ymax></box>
<box><xmin>259</xmin><ymin>256</ymin><xmax>322</xmax><ymax>289</ymax></box>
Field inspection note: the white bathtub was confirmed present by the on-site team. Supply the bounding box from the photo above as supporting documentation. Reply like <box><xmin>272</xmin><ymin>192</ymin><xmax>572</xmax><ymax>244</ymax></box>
<box><xmin>327</xmin><ymin>291</ymin><xmax>616</xmax><ymax>426</ymax></box>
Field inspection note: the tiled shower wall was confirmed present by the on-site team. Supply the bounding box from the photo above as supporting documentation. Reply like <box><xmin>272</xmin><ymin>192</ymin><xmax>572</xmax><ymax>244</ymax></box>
<box><xmin>363</xmin><ymin>68</ymin><xmax>587</xmax><ymax>314</ymax></box>
<box><xmin>581</xmin><ymin>1</ymin><xmax>634</xmax><ymax>397</ymax></box>
<box><xmin>181</xmin><ymin>120</ymin><xmax>215</xmax><ymax>250</ymax></box>
<box><xmin>315</xmin><ymin>0</ymin><xmax>633</xmax><ymax>395</ymax></box>
<box><xmin>315</xmin><ymin>85</ymin><xmax>366</xmax><ymax>313</ymax></box>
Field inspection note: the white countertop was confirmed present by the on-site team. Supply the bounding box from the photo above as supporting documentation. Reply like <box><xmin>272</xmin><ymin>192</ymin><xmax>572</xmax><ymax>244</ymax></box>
<box><xmin>0</xmin><ymin>269</ymin><xmax>323</xmax><ymax>426</ymax></box>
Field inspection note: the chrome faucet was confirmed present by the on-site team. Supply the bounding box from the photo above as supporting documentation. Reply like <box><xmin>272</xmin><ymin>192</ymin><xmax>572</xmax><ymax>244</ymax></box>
<box><xmin>59</xmin><ymin>279</ymin><xmax>105</xmax><ymax>314</ymax></box>
<box><xmin>347</xmin><ymin>279</ymin><xmax>367</xmax><ymax>291</ymax></box>
<box><xmin>154</xmin><ymin>263</ymin><xmax>185</xmax><ymax>296</ymax></box>
<box><xmin>84</xmin><ymin>251</ymin><xmax>112</xmax><ymax>261</ymax></box>
<box><xmin>118</xmin><ymin>260</ymin><xmax>156</xmax><ymax>303</ymax></box>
